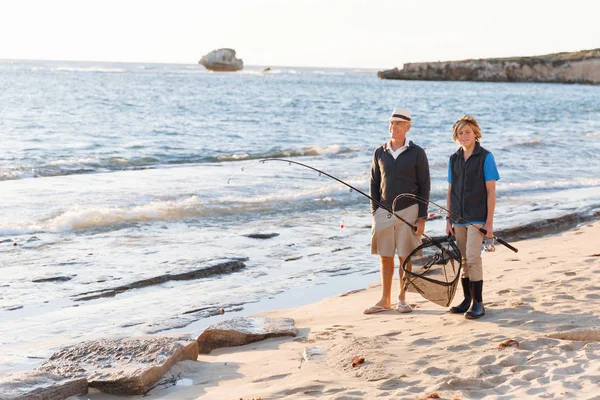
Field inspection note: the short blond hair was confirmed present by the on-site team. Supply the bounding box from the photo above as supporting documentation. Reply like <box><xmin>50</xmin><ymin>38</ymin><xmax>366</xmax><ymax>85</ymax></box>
<box><xmin>452</xmin><ymin>115</ymin><xmax>482</xmax><ymax>142</ymax></box>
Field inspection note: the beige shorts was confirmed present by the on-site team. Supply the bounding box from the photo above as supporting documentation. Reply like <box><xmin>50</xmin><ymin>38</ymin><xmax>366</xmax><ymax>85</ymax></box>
<box><xmin>371</xmin><ymin>203</ymin><xmax>422</xmax><ymax>258</ymax></box>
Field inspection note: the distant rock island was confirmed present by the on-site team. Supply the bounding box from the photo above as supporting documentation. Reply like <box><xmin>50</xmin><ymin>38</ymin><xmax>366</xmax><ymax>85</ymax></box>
<box><xmin>378</xmin><ymin>49</ymin><xmax>600</xmax><ymax>84</ymax></box>
<box><xmin>199</xmin><ymin>48</ymin><xmax>243</xmax><ymax>72</ymax></box>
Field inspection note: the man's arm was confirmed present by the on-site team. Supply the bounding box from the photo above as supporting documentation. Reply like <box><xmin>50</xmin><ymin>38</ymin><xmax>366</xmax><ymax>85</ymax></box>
<box><xmin>369</xmin><ymin>149</ymin><xmax>381</xmax><ymax>214</ymax></box>
<box><xmin>416</xmin><ymin>149</ymin><xmax>431</xmax><ymax>219</ymax></box>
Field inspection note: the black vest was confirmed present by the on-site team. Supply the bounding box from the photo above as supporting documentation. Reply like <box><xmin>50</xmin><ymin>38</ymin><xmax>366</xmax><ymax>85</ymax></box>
<box><xmin>449</xmin><ymin>142</ymin><xmax>490</xmax><ymax>224</ymax></box>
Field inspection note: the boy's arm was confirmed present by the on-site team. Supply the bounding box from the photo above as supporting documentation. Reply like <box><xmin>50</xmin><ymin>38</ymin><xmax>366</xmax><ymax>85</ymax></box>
<box><xmin>483</xmin><ymin>180</ymin><xmax>496</xmax><ymax>238</ymax></box>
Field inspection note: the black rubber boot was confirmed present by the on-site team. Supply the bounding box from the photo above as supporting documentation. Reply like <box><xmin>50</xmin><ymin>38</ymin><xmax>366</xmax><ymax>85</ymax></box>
<box><xmin>465</xmin><ymin>280</ymin><xmax>485</xmax><ymax>319</ymax></box>
<box><xmin>450</xmin><ymin>277</ymin><xmax>471</xmax><ymax>314</ymax></box>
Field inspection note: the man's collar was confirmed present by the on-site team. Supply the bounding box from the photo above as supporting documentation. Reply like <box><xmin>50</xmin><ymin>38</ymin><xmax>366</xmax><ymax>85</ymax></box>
<box><xmin>385</xmin><ymin>139</ymin><xmax>411</xmax><ymax>151</ymax></box>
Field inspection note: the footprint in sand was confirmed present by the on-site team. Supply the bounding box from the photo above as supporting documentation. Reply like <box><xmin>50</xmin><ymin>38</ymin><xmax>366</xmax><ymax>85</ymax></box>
<box><xmin>411</xmin><ymin>338</ymin><xmax>436</xmax><ymax>346</ymax></box>
<box><xmin>277</xmin><ymin>384</ymin><xmax>326</xmax><ymax>396</ymax></box>
<box><xmin>469</xmin><ymin>338</ymin><xmax>489</xmax><ymax>346</ymax></box>
<box><xmin>553</xmin><ymin>294</ymin><xmax>575</xmax><ymax>300</ymax></box>
<box><xmin>497</xmin><ymin>289</ymin><xmax>512</xmax><ymax>295</ymax></box>
<box><xmin>476</xmin><ymin>355</ymin><xmax>497</xmax><ymax>365</ymax></box>
<box><xmin>498</xmin><ymin>355</ymin><xmax>528</xmax><ymax>367</ymax></box>
<box><xmin>549</xmin><ymin>364</ymin><xmax>585</xmax><ymax>375</ymax></box>
<box><xmin>525</xmin><ymin>387</ymin><xmax>548</xmax><ymax>395</ymax></box>
<box><xmin>376</xmin><ymin>378</ymin><xmax>403</xmax><ymax>390</ymax></box>
<box><xmin>252</xmin><ymin>373</ymin><xmax>292</xmax><ymax>383</ymax></box>
<box><xmin>422</xmin><ymin>366</ymin><xmax>446</xmax><ymax>376</ymax></box>
<box><xmin>446</xmin><ymin>344</ymin><xmax>469</xmax><ymax>351</ymax></box>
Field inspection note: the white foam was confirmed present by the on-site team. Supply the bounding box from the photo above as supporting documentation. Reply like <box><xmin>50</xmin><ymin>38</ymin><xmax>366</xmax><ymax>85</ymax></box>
<box><xmin>54</xmin><ymin>67</ymin><xmax>126</xmax><ymax>73</ymax></box>
<box><xmin>45</xmin><ymin>196</ymin><xmax>204</xmax><ymax>231</ymax></box>
<box><xmin>0</xmin><ymin>196</ymin><xmax>206</xmax><ymax>234</ymax></box>
<box><xmin>498</xmin><ymin>177</ymin><xmax>600</xmax><ymax>193</ymax></box>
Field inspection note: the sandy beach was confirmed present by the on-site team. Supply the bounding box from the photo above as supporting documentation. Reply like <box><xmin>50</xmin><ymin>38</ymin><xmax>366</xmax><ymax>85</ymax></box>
<box><xmin>73</xmin><ymin>220</ymin><xmax>600</xmax><ymax>400</ymax></box>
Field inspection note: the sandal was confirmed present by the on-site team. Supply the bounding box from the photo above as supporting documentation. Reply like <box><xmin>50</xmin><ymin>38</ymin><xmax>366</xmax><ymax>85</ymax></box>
<box><xmin>396</xmin><ymin>302</ymin><xmax>413</xmax><ymax>313</ymax></box>
<box><xmin>363</xmin><ymin>305</ymin><xmax>392</xmax><ymax>314</ymax></box>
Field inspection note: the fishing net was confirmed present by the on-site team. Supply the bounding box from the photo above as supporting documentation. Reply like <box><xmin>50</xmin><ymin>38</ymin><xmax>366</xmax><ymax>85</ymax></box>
<box><xmin>401</xmin><ymin>235</ymin><xmax>462</xmax><ymax>307</ymax></box>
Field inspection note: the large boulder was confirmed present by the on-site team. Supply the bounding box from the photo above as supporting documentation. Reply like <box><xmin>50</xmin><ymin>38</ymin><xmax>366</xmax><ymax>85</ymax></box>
<box><xmin>38</xmin><ymin>336</ymin><xmax>198</xmax><ymax>395</ymax></box>
<box><xmin>197</xmin><ymin>317</ymin><xmax>298</xmax><ymax>354</ymax></box>
<box><xmin>0</xmin><ymin>371</ymin><xmax>87</xmax><ymax>400</ymax></box>
<box><xmin>199</xmin><ymin>48</ymin><xmax>243</xmax><ymax>72</ymax></box>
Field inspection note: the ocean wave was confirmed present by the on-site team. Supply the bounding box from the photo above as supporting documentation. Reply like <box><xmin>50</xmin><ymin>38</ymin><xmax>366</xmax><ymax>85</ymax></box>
<box><xmin>0</xmin><ymin>180</ymin><xmax>373</xmax><ymax>234</ymax></box>
<box><xmin>0</xmin><ymin>147</ymin><xmax>362</xmax><ymax>181</ymax></box>
<box><xmin>0</xmin><ymin>196</ymin><xmax>206</xmax><ymax>235</ymax></box>
<box><xmin>54</xmin><ymin>67</ymin><xmax>126</xmax><ymax>73</ymax></box>
<box><xmin>215</xmin><ymin>145</ymin><xmax>360</xmax><ymax>162</ymax></box>
<box><xmin>497</xmin><ymin>177</ymin><xmax>600</xmax><ymax>193</ymax></box>
<box><xmin>2</xmin><ymin>176</ymin><xmax>598</xmax><ymax>236</ymax></box>
<box><xmin>515</xmin><ymin>139</ymin><xmax>543</xmax><ymax>147</ymax></box>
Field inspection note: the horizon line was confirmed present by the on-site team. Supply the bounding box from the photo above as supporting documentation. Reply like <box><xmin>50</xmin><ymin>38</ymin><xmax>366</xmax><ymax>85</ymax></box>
<box><xmin>0</xmin><ymin>57</ymin><xmax>384</xmax><ymax>71</ymax></box>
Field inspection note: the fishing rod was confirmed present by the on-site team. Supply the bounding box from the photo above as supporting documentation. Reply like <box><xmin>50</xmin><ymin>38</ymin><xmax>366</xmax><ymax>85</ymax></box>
<box><xmin>258</xmin><ymin>158</ymin><xmax>434</xmax><ymax>241</ymax></box>
<box><xmin>395</xmin><ymin>193</ymin><xmax>518</xmax><ymax>253</ymax></box>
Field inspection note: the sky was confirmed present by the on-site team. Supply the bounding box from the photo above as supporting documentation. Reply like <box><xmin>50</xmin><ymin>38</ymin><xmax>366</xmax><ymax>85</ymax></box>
<box><xmin>2</xmin><ymin>0</ymin><xmax>599</xmax><ymax>68</ymax></box>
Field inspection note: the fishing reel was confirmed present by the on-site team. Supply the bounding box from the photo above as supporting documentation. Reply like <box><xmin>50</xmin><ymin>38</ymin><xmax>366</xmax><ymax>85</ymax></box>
<box><xmin>482</xmin><ymin>237</ymin><xmax>496</xmax><ymax>253</ymax></box>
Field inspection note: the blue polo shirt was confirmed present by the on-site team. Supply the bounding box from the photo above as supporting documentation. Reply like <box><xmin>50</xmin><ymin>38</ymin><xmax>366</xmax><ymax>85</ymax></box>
<box><xmin>448</xmin><ymin>153</ymin><xmax>499</xmax><ymax>226</ymax></box>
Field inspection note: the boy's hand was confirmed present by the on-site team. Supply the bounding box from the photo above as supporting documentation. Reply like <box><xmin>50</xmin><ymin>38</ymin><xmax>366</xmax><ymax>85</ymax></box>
<box><xmin>483</xmin><ymin>222</ymin><xmax>493</xmax><ymax>238</ymax></box>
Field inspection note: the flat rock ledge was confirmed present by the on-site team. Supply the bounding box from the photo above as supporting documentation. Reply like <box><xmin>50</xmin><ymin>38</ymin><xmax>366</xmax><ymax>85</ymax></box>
<box><xmin>0</xmin><ymin>371</ymin><xmax>87</xmax><ymax>400</ymax></box>
<box><xmin>197</xmin><ymin>317</ymin><xmax>298</xmax><ymax>354</ymax></box>
<box><xmin>38</xmin><ymin>336</ymin><xmax>198</xmax><ymax>395</ymax></box>
<box><xmin>548</xmin><ymin>327</ymin><xmax>600</xmax><ymax>341</ymax></box>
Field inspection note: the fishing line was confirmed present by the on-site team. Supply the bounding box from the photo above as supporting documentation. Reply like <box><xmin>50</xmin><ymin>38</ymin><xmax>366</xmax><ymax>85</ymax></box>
<box><xmin>258</xmin><ymin>158</ymin><xmax>438</xmax><ymax>243</ymax></box>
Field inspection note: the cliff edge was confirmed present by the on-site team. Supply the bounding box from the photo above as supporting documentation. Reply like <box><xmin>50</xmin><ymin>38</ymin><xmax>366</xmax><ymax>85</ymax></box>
<box><xmin>378</xmin><ymin>49</ymin><xmax>600</xmax><ymax>84</ymax></box>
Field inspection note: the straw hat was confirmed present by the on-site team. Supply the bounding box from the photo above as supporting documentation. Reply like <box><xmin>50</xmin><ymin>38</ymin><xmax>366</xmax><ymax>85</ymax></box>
<box><xmin>389</xmin><ymin>108</ymin><xmax>412</xmax><ymax>123</ymax></box>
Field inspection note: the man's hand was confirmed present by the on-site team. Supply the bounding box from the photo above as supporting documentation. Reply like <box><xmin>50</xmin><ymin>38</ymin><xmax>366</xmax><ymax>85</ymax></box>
<box><xmin>415</xmin><ymin>218</ymin><xmax>426</xmax><ymax>236</ymax></box>
<box><xmin>446</xmin><ymin>219</ymin><xmax>454</xmax><ymax>236</ymax></box>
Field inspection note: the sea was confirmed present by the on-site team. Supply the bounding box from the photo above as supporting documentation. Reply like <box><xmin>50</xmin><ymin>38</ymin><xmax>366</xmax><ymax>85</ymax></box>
<box><xmin>1</xmin><ymin>59</ymin><xmax>599</xmax><ymax>374</ymax></box>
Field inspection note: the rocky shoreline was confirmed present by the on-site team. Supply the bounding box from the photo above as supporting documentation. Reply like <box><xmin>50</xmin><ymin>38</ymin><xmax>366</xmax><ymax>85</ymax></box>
<box><xmin>378</xmin><ymin>48</ymin><xmax>600</xmax><ymax>84</ymax></box>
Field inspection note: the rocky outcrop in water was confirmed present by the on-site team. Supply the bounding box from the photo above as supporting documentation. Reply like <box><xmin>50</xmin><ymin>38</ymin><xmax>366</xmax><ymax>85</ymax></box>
<box><xmin>199</xmin><ymin>48</ymin><xmax>244</xmax><ymax>72</ymax></box>
<box><xmin>0</xmin><ymin>371</ymin><xmax>87</xmax><ymax>400</ymax></box>
<box><xmin>378</xmin><ymin>49</ymin><xmax>600</xmax><ymax>84</ymax></box>
<box><xmin>197</xmin><ymin>317</ymin><xmax>298</xmax><ymax>354</ymax></box>
<box><xmin>38</xmin><ymin>336</ymin><xmax>198</xmax><ymax>395</ymax></box>
<box><xmin>72</xmin><ymin>259</ymin><xmax>247</xmax><ymax>301</ymax></box>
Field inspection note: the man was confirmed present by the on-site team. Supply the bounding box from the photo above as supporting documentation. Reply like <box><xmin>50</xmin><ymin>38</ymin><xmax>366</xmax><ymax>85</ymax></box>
<box><xmin>364</xmin><ymin>108</ymin><xmax>430</xmax><ymax>314</ymax></box>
